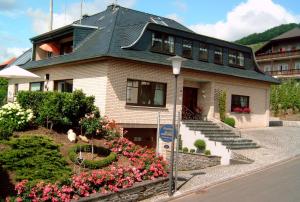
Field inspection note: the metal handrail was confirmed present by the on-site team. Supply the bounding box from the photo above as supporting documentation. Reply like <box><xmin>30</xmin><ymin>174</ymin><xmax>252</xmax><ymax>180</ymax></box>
<box><xmin>181</xmin><ymin>105</ymin><xmax>202</xmax><ymax>120</ymax></box>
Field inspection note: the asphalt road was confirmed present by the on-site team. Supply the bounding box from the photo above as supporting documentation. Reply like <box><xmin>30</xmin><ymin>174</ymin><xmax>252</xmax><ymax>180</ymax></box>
<box><xmin>171</xmin><ymin>157</ymin><xmax>300</xmax><ymax>202</ymax></box>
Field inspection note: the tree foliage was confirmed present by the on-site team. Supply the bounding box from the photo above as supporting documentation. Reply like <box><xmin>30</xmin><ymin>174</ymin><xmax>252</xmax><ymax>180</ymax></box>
<box><xmin>271</xmin><ymin>79</ymin><xmax>300</xmax><ymax>116</ymax></box>
<box><xmin>218</xmin><ymin>90</ymin><xmax>227</xmax><ymax>122</ymax></box>
<box><xmin>0</xmin><ymin>78</ymin><xmax>8</xmax><ymax>106</ymax></box>
<box><xmin>235</xmin><ymin>23</ymin><xmax>300</xmax><ymax>45</ymax></box>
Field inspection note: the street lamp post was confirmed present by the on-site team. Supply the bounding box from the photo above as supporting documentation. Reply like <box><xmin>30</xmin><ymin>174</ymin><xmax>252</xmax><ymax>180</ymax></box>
<box><xmin>167</xmin><ymin>55</ymin><xmax>186</xmax><ymax>196</ymax></box>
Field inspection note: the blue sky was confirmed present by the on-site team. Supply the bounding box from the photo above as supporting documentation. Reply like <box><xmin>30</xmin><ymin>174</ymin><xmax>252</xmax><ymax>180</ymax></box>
<box><xmin>0</xmin><ymin>0</ymin><xmax>299</xmax><ymax>62</ymax></box>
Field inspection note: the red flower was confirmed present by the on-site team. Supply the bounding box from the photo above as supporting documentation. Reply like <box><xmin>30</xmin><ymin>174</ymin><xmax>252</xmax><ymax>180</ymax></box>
<box><xmin>243</xmin><ymin>107</ymin><xmax>251</xmax><ymax>113</ymax></box>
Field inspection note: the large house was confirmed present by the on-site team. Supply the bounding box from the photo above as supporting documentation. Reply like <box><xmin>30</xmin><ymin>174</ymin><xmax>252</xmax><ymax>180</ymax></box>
<box><xmin>7</xmin><ymin>5</ymin><xmax>278</xmax><ymax>147</ymax></box>
<box><xmin>255</xmin><ymin>27</ymin><xmax>300</xmax><ymax>79</ymax></box>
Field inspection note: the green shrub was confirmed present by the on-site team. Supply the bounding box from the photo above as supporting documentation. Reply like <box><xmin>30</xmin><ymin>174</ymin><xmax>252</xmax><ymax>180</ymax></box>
<box><xmin>204</xmin><ymin>150</ymin><xmax>211</xmax><ymax>155</ymax></box>
<box><xmin>178</xmin><ymin>134</ymin><xmax>183</xmax><ymax>151</ymax></box>
<box><xmin>17</xmin><ymin>90</ymin><xmax>97</xmax><ymax>130</ymax></box>
<box><xmin>0</xmin><ymin>135</ymin><xmax>71</xmax><ymax>183</ymax></box>
<box><xmin>194</xmin><ymin>139</ymin><xmax>206</xmax><ymax>152</ymax></box>
<box><xmin>190</xmin><ymin>148</ymin><xmax>195</xmax><ymax>153</ymax></box>
<box><xmin>0</xmin><ymin>78</ymin><xmax>8</xmax><ymax>106</ymax></box>
<box><xmin>271</xmin><ymin>79</ymin><xmax>300</xmax><ymax>116</ymax></box>
<box><xmin>224</xmin><ymin>117</ymin><xmax>235</xmax><ymax>127</ymax></box>
<box><xmin>218</xmin><ymin>91</ymin><xmax>227</xmax><ymax>122</ymax></box>
<box><xmin>0</xmin><ymin>102</ymin><xmax>34</xmax><ymax>139</ymax></box>
<box><xmin>182</xmin><ymin>147</ymin><xmax>189</xmax><ymax>153</ymax></box>
<box><xmin>68</xmin><ymin>144</ymin><xmax>117</xmax><ymax>169</ymax></box>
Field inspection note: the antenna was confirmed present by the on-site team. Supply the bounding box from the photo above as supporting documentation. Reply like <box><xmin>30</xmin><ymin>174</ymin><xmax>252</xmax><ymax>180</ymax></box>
<box><xmin>49</xmin><ymin>0</ymin><xmax>53</xmax><ymax>31</ymax></box>
<box><xmin>80</xmin><ymin>0</ymin><xmax>84</xmax><ymax>24</ymax></box>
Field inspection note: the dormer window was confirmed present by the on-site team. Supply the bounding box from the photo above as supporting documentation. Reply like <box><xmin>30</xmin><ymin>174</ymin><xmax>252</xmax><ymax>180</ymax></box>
<box><xmin>182</xmin><ymin>39</ymin><xmax>192</xmax><ymax>59</ymax></box>
<box><xmin>229</xmin><ymin>49</ymin><xmax>245</xmax><ymax>67</ymax></box>
<box><xmin>199</xmin><ymin>42</ymin><xmax>208</xmax><ymax>61</ymax></box>
<box><xmin>214</xmin><ymin>46</ymin><xmax>223</xmax><ymax>64</ymax></box>
<box><xmin>151</xmin><ymin>32</ymin><xmax>174</xmax><ymax>54</ymax></box>
<box><xmin>60</xmin><ymin>41</ymin><xmax>73</xmax><ymax>55</ymax></box>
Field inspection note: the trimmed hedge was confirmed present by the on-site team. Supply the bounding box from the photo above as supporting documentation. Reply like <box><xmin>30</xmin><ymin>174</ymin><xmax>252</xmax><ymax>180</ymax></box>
<box><xmin>17</xmin><ymin>90</ymin><xmax>97</xmax><ymax>130</ymax></box>
<box><xmin>194</xmin><ymin>139</ymin><xmax>206</xmax><ymax>152</ymax></box>
<box><xmin>68</xmin><ymin>144</ymin><xmax>117</xmax><ymax>169</ymax></box>
<box><xmin>224</xmin><ymin>117</ymin><xmax>235</xmax><ymax>127</ymax></box>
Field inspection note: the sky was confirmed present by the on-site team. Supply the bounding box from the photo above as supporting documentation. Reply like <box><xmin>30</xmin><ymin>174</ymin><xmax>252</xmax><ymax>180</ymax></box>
<box><xmin>0</xmin><ymin>0</ymin><xmax>299</xmax><ymax>62</ymax></box>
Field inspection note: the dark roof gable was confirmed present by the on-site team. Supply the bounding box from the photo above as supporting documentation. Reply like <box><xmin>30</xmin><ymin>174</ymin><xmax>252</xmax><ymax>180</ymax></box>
<box><xmin>22</xmin><ymin>4</ymin><xmax>279</xmax><ymax>84</ymax></box>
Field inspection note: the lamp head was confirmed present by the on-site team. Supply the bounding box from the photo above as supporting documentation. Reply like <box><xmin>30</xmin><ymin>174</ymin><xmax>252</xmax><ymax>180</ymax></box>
<box><xmin>167</xmin><ymin>55</ymin><xmax>186</xmax><ymax>75</ymax></box>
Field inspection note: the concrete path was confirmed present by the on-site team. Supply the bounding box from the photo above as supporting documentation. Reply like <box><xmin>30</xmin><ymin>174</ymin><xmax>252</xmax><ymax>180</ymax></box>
<box><xmin>171</xmin><ymin>156</ymin><xmax>300</xmax><ymax>202</ymax></box>
<box><xmin>142</xmin><ymin>126</ymin><xmax>300</xmax><ymax>202</ymax></box>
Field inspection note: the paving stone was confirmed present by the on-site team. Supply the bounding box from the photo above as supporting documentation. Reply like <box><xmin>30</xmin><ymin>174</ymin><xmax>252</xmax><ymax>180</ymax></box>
<box><xmin>141</xmin><ymin>127</ymin><xmax>300</xmax><ymax>202</ymax></box>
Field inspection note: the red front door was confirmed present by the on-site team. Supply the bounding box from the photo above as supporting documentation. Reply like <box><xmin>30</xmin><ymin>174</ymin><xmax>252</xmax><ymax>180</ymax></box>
<box><xmin>182</xmin><ymin>87</ymin><xmax>198</xmax><ymax>112</ymax></box>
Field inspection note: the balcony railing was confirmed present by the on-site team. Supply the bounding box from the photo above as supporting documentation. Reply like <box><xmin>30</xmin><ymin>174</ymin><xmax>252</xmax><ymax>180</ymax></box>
<box><xmin>256</xmin><ymin>49</ymin><xmax>300</xmax><ymax>60</ymax></box>
<box><xmin>265</xmin><ymin>69</ymin><xmax>300</xmax><ymax>76</ymax></box>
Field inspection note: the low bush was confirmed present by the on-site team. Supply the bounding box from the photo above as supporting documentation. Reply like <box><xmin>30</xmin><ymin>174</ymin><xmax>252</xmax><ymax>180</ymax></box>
<box><xmin>68</xmin><ymin>144</ymin><xmax>117</xmax><ymax>169</ymax></box>
<box><xmin>182</xmin><ymin>147</ymin><xmax>189</xmax><ymax>153</ymax></box>
<box><xmin>16</xmin><ymin>138</ymin><xmax>168</xmax><ymax>201</ymax></box>
<box><xmin>194</xmin><ymin>139</ymin><xmax>206</xmax><ymax>152</ymax></box>
<box><xmin>189</xmin><ymin>148</ymin><xmax>195</xmax><ymax>153</ymax></box>
<box><xmin>17</xmin><ymin>90</ymin><xmax>96</xmax><ymax>130</ymax></box>
<box><xmin>0</xmin><ymin>135</ymin><xmax>71</xmax><ymax>183</ymax></box>
<box><xmin>224</xmin><ymin>117</ymin><xmax>235</xmax><ymax>127</ymax></box>
<box><xmin>204</xmin><ymin>150</ymin><xmax>211</xmax><ymax>155</ymax></box>
<box><xmin>0</xmin><ymin>102</ymin><xmax>34</xmax><ymax>139</ymax></box>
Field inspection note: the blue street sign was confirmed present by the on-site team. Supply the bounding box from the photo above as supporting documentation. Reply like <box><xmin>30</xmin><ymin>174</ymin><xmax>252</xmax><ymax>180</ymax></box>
<box><xmin>159</xmin><ymin>124</ymin><xmax>175</xmax><ymax>142</ymax></box>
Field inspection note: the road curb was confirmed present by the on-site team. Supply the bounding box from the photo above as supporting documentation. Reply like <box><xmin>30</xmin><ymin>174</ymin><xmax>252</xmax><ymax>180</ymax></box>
<box><xmin>157</xmin><ymin>154</ymin><xmax>300</xmax><ymax>202</ymax></box>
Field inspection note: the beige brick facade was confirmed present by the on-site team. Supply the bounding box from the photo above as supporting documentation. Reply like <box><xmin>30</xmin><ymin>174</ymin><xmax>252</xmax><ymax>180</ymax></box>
<box><xmin>7</xmin><ymin>58</ymin><xmax>271</xmax><ymax>129</ymax></box>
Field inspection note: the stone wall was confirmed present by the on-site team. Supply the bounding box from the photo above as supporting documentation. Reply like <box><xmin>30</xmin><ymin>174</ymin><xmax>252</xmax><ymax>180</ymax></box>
<box><xmin>177</xmin><ymin>152</ymin><xmax>221</xmax><ymax>171</ymax></box>
<box><xmin>76</xmin><ymin>178</ymin><xmax>168</xmax><ymax>202</ymax></box>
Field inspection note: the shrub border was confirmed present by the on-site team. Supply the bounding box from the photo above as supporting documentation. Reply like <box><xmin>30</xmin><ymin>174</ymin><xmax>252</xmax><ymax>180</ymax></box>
<box><xmin>68</xmin><ymin>144</ymin><xmax>117</xmax><ymax>169</ymax></box>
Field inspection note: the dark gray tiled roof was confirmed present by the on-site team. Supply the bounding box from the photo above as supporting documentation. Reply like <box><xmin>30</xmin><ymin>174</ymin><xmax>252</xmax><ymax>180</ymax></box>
<box><xmin>10</xmin><ymin>49</ymin><xmax>32</xmax><ymax>67</ymax></box>
<box><xmin>272</xmin><ymin>27</ymin><xmax>300</xmax><ymax>41</ymax></box>
<box><xmin>22</xmin><ymin>5</ymin><xmax>279</xmax><ymax>84</ymax></box>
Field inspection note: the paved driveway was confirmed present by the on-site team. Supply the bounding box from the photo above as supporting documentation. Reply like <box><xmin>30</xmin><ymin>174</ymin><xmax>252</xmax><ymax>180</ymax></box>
<box><xmin>171</xmin><ymin>156</ymin><xmax>300</xmax><ymax>202</ymax></box>
<box><xmin>143</xmin><ymin>126</ymin><xmax>300</xmax><ymax>202</ymax></box>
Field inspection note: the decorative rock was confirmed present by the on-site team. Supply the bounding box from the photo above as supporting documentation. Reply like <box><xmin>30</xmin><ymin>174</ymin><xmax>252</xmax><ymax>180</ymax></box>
<box><xmin>79</xmin><ymin>135</ymin><xmax>89</xmax><ymax>143</ymax></box>
<box><xmin>67</xmin><ymin>129</ymin><xmax>76</xmax><ymax>142</ymax></box>
<box><xmin>175</xmin><ymin>152</ymin><xmax>221</xmax><ymax>171</ymax></box>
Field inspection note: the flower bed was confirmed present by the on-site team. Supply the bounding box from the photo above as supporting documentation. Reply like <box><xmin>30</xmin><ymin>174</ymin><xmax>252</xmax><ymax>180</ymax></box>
<box><xmin>14</xmin><ymin>138</ymin><xmax>168</xmax><ymax>201</ymax></box>
<box><xmin>68</xmin><ymin>144</ymin><xmax>117</xmax><ymax>169</ymax></box>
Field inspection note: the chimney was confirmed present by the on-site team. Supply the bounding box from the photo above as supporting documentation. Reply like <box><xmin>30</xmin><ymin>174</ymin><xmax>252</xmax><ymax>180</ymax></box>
<box><xmin>49</xmin><ymin>0</ymin><xmax>53</xmax><ymax>31</ymax></box>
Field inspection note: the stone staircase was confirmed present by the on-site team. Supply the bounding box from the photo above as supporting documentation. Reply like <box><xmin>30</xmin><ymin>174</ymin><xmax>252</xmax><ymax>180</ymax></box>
<box><xmin>182</xmin><ymin>120</ymin><xmax>259</xmax><ymax>150</ymax></box>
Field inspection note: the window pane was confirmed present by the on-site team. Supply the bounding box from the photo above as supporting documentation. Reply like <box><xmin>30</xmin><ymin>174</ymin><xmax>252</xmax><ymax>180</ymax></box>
<box><xmin>199</xmin><ymin>43</ymin><xmax>208</xmax><ymax>61</ymax></box>
<box><xmin>154</xmin><ymin>83</ymin><xmax>165</xmax><ymax>105</ymax></box>
<box><xmin>228</xmin><ymin>49</ymin><xmax>236</xmax><ymax>65</ymax></box>
<box><xmin>140</xmin><ymin>81</ymin><xmax>152</xmax><ymax>105</ymax></box>
<box><xmin>164</xmin><ymin>36</ymin><xmax>174</xmax><ymax>53</ymax></box>
<box><xmin>30</xmin><ymin>82</ymin><xmax>43</xmax><ymax>91</ymax></box>
<box><xmin>237</xmin><ymin>52</ymin><xmax>244</xmax><ymax>66</ymax></box>
<box><xmin>152</xmin><ymin>32</ymin><xmax>163</xmax><ymax>51</ymax></box>
<box><xmin>182</xmin><ymin>39</ymin><xmax>192</xmax><ymax>58</ymax></box>
<box><xmin>214</xmin><ymin>47</ymin><xmax>223</xmax><ymax>64</ymax></box>
<box><xmin>65</xmin><ymin>80</ymin><xmax>73</xmax><ymax>92</ymax></box>
<box><xmin>231</xmin><ymin>94</ymin><xmax>249</xmax><ymax>111</ymax></box>
<box><xmin>55</xmin><ymin>80</ymin><xmax>73</xmax><ymax>92</ymax></box>
<box><xmin>126</xmin><ymin>80</ymin><xmax>139</xmax><ymax>104</ymax></box>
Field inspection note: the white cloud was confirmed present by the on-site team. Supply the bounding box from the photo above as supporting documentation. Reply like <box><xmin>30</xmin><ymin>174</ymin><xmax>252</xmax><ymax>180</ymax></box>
<box><xmin>189</xmin><ymin>0</ymin><xmax>299</xmax><ymax>41</ymax></box>
<box><xmin>172</xmin><ymin>0</ymin><xmax>187</xmax><ymax>12</ymax></box>
<box><xmin>165</xmin><ymin>13</ymin><xmax>184</xmax><ymax>23</ymax></box>
<box><xmin>27</xmin><ymin>0</ymin><xmax>137</xmax><ymax>34</ymax></box>
<box><xmin>0</xmin><ymin>47</ymin><xmax>28</xmax><ymax>62</ymax></box>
